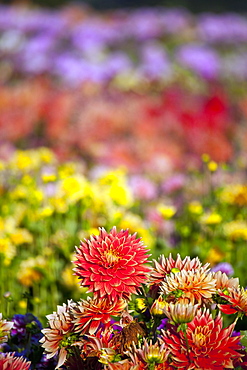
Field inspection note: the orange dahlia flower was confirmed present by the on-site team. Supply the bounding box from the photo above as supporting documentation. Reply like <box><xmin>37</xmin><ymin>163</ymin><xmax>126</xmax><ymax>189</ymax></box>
<box><xmin>160</xmin><ymin>309</ymin><xmax>242</xmax><ymax>369</ymax></box>
<box><xmin>72</xmin><ymin>297</ymin><xmax>127</xmax><ymax>335</ymax></box>
<box><xmin>40</xmin><ymin>300</ymin><xmax>76</xmax><ymax>369</ymax></box>
<box><xmin>0</xmin><ymin>353</ymin><xmax>30</xmax><ymax>370</ymax></box>
<box><xmin>73</xmin><ymin>227</ymin><xmax>151</xmax><ymax>300</ymax></box>
<box><xmin>160</xmin><ymin>269</ymin><xmax>216</xmax><ymax>305</ymax></box>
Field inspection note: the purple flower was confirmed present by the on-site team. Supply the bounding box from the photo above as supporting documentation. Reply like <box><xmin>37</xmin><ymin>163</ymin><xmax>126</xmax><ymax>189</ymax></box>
<box><xmin>176</xmin><ymin>43</ymin><xmax>221</xmax><ymax>79</ymax></box>
<box><xmin>211</xmin><ymin>262</ymin><xmax>234</xmax><ymax>276</ymax></box>
<box><xmin>162</xmin><ymin>174</ymin><xmax>186</xmax><ymax>194</ymax></box>
<box><xmin>198</xmin><ymin>13</ymin><xmax>247</xmax><ymax>44</ymax></box>
<box><xmin>138</xmin><ymin>42</ymin><xmax>172</xmax><ymax>79</ymax></box>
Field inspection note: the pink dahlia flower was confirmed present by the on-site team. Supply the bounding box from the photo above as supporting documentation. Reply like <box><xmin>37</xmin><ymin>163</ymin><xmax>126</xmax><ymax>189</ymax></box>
<box><xmin>73</xmin><ymin>227</ymin><xmax>151</xmax><ymax>300</ymax></box>
<box><xmin>0</xmin><ymin>353</ymin><xmax>30</xmax><ymax>370</ymax></box>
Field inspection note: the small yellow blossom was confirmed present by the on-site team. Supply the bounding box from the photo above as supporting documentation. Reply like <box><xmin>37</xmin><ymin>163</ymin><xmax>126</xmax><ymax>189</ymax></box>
<box><xmin>41</xmin><ymin>174</ymin><xmax>57</xmax><ymax>183</ymax></box>
<box><xmin>10</xmin><ymin>228</ymin><xmax>33</xmax><ymax>245</ymax></box>
<box><xmin>0</xmin><ymin>238</ymin><xmax>16</xmax><ymax>263</ymax></box>
<box><xmin>36</xmin><ymin>206</ymin><xmax>54</xmax><ymax>218</ymax></box>
<box><xmin>200</xmin><ymin>212</ymin><xmax>222</xmax><ymax>225</ymax></box>
<box><xmin>202</xmin><ymin>153</ymin><xmax>210</xmax><ymax>163</ymax></box>
<box><xmin>136</xmin><ymin>298</ymin><xmax>147</xmax><ymax>313</ymax></box>
<box><xmin>224</xmin><ymin>220</ymin><xmax>247</xmax><ymax>241</ymax></box>
<box><xmin>207</xmin><ymin>247</ymin><xmax>226</xmax><ymax>265</ymax></box>
<box><xmin>188</xmin><ymin>201</ymin><xmax>203</xmax><ymax>215</ymax></box>
<box><xmin>18</xmin><ymin>300</ymin><xmax>27</xmax><ymax>310</ymax></box>
<box><xmin>219</xmin><ymin>184</ymin><xmax>247</xmax><ymax>206</ymax></box>
<box><xmin>17</xmin><ymin>256</ymin><xmax>46</xmax><ymax>287</ymax></box>
<box><xmin>208</xmin><ymin>160</ymin><xmax>218</xmax><ymax>172</ymax></box>
<box><xmin>157</xmin><ymin>204</ymin><xmax>176</xmax><ymax>219</ymax></box>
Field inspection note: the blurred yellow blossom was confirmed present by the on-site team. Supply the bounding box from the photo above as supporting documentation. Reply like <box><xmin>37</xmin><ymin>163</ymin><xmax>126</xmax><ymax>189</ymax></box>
<box><xmin>208</xmin><ymin>160</ymin><xmax>218</xmax><ymax>172</ymax></box>
<box><xmin>219</xmin><ymin>184</ymin><xmax>247</xmax><ymax>206</ymax></box>
<box><xmin>157</xmin><ymin>204</ymin><xmax>176</xmax><ymax>219</ymax></box>
<box><xmin>17</xmin><ymin>256</ymin><xmax>46</xmax><ymax>287</ymax></box>
<box><xmin>59</xmin><ymin>175</ymin><xmax>92</xmax><ymax>204</ymax></box>
<box><xmin>0</xmin><ymin>237</ymin><xmax>16</xmax><ymax>264</ymax></box>
<box><xmin>200</xmin><ymin>212</ymin><xmax>222</xmax><ymax>225</ymax></box>
<box><xmin>188</xmin><ymin>201</ymin><xmax>203</xmax><ymax>215</ymax></box>
<box><xmin>207</xmin><ymin>247</ymin><xmax>226</xmax><ymax>265</ymax></box>
<box><xmin>224</xmin><ymin>220</ymin><xmax>247</xmax><ymax>241</ymax></box>
<box><xmin>9</xmin><ymin>228</ymin><xmax>33</xmax><ymax>245</ymax></box>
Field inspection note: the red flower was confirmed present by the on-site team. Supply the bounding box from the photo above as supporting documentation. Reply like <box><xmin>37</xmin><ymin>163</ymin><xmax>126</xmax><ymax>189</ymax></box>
<box><xmin>160</xmin><ymin>309</ymin><xmax>242</xmax><ymax>369</ymax></box>
<box><xmin>218</xmin><ymin>287</ymin><xmax>247</xmax><ymax>316</ymax></box>
<box><xmin>72</xmin><ymin>297</ymin><xmax>126</xmax><ymax>335</ymax></box>
<box><xmin>73</xmin><ymin>227</ymin><xmax>150</xmax><ymax>300</ymax></box>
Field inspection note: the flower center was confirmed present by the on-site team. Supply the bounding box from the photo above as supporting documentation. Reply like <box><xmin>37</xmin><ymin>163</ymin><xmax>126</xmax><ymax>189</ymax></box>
<box><xmin>193</xmin><ymin>327</ymin><xmax>207</xmax><ymax>346</ymax></box>
<box><xmin>104</xmin><ymin>249</ymin><xmax>120</xmax><ymax>266</ymax></box>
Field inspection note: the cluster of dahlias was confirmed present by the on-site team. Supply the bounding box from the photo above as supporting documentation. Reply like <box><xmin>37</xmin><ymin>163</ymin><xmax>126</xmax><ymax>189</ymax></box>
<box><xmin>38</xmin><ymin>227</ymin><xmax>247</xmax><ymax>370</ymax></box>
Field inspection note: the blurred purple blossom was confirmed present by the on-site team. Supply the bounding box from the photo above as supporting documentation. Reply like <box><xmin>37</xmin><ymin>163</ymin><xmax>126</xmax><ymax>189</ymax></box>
<box><xmin>176</xmin><ymin>43</ymin><xmax>221</xmax><ymax>79</ymax></box>
<box><xmin>211</xmin><ymin>262</ymin><xmax>234</xmax><ymax>276</ymax></box>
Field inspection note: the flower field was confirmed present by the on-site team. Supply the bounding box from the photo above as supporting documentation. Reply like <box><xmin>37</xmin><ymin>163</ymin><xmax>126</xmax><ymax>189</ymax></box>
<box><xmin>1</xmin><ymin>3</ymin><xmax>247</xmax><ymax>369</ymax></box>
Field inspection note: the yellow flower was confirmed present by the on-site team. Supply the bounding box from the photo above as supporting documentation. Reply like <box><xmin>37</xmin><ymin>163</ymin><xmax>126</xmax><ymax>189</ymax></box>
<box><xmin>98</xmin><ymin>169</ymin><xmax>133</xmax><ymax>207</ymax></box>
<box><xmin>41</xmin><ymin>174</ymin><xmax>57</xmax><ymax>183</ymax></box>
<box><xmin>219</xmin><ymin>184</ymin><xmax>247</xmax><ymax>206</ymax></box>
<box><xmin>224</xmin><ymin>220</ymin><xmax>247</xmax><ymax>241</ymax></box>
<box><xmin>38</xmin><ymin>147</ymin><xmax>55</xmax><ymax>164</ymax></box>
<box><xmin>0</xmin><ymin>237</ymin><xmax>16</xmax><ymax>264</ymax></box>
<box><xmin>61</xmin><ymin>265</ymin><xmax>82</xmax><ymax>291</ymax></box>
<box><xmin>17</xmin><ymin>256</ymin><xmax>46</xmax><ymax>287</ymax></box>
<box><xmin>157</xmin><ymin>204</ymin><xmax>176</xmax><ymax>219</ymax></box>
<box><xmin>207</xmin><ymin>247</ymin><xmax>226</xmax><ymax>265</ymax></box>
<box><xmin>9</xmin><ymin>228</ymin><xmax>33</xmax><ymax>245</ymax></box>
<box><xmin>208</xmin><ymin>160</ymin><xmax>218</xmax><ymax>172</ymax></box>
<box><xmin>58</xmin><ymin>162</ymin><xmax>76</xmax><ymax>178</ymax></box>
<box><xmin>188</xmin><ymin>201</ymin><xmax>203</xmax><ymax>215</ymax></box>
<box><xmin>59</xmin><ymin>175</ymin><xmax>91</xmax><ymax>204</ymax></box>
<box><xmin>200</xmin><ymin>212</ymin><xmax>222</xmax><ymax>225</ymax></box>
<box><xmin>136</xmin><ymin>298</ymin><xmax>147</xmax><ymax>313</ymax></box>
<box><xmin>49</xmin><ymin>197</ymin><xmax>68</xmax><ymax>213</ymax></box>
<box><xmin>36</xmin><ymin>206</ymin><xmax>54</xmax><ymax>219</ymax></box>
<box><xmin>202</xmin><ymin>153</ymin><xmax>210</xmax><ymax>163</ymax></box>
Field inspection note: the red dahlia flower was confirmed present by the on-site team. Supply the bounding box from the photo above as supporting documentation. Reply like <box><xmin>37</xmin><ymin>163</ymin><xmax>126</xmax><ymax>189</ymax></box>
<box><xmin>73</xmin><ymin>227</ymin><xmax>151</xmax><ymax>300</ymax></box>
<box><xmin>72</xmin><ymin>297</ymin><xmax>127</xmax><ymax>334</ymax></box>
<box><xmin>160</xmin><ymin>309</ymin><xmax>242</xmax><ymax>369</ymax></box>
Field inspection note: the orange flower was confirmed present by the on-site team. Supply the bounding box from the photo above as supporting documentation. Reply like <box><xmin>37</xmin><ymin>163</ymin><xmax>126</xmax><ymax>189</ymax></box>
<box><xmin>0</xmin><ymin>353</ymin><xmax>30</xmax><ymax>370</ymax></box>
<box><xmin>160</xmin><ymin>309</ymin><xmax>242</xmax><ymax>369</ymax></box>
<box><xmin>160</xmin><ymin>268</ymin><xmax>216</xmax><ymax>305</ymax></box>
<box><xmin>73</xmin><ymin>227</ymin><xmax>151</xmax><ymax>300</ymax></box>
<box><xmin>72</xmin><ymin>297</ymin><xmax>127</xmax><ymax>335</ymax></box>
<box><xmin>218</xmin><ymin>287</ymin><xmax>247</xmax><ymax>316</ymax></box>
<box><xmin>40</xmin><ymin>300</ymin><xmax>76</xmax><ymax>369</ymax></box>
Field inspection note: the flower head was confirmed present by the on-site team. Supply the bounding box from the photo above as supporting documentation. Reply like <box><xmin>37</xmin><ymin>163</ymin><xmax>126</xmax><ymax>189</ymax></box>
<box><xmin>160</xmin><ymin>309</ymin><xmax>242</xmax><ymax>369</ymax></box>
<box><xmin>40</xmin><ymin>300</ymin><xmax>76</xmax><ymax>369</ymax></box>
<box><xmin>149</xmin><ymin>253</ymin><xmax>209</xmax><ymax>288</ymax></box>
<box><xmin>0</xmin><ymin>353</ymin><xmax>30</xmax><ymax>370</ymax></box>
<box><xmin>162</xmin><ymin>302</ymin><xmax>199</xmax><ymax>324</ymax></box>
<box><xmin>218</xmin><ymin>286</ymin><xmax>247</xmax><ymax>316</ymax></box>
<box><xmin>160</xmin><ymin>268</ymin><xmax>216</xmax><ymax>305</ymax></box>
<box><xmin>72</xmin><ymin>297</ymin><xmax>126</xmax><ymax>335</ymax></box>
<box><xmin>0</xmin><ymin>313</ymin><xmax>13</xmax><ymax>343</ymax></box>
<box><xmin>73</xmin><ymin>227</ymin><xmax>151</xmax><ymax>300</ymax></box>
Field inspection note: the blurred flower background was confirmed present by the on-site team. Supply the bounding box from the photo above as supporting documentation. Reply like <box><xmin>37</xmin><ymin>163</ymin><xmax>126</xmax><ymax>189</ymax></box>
<box><xmin>0</xmin><ymin>0</ymin><xmax>247</xmax><ymax>326</ymax></box>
